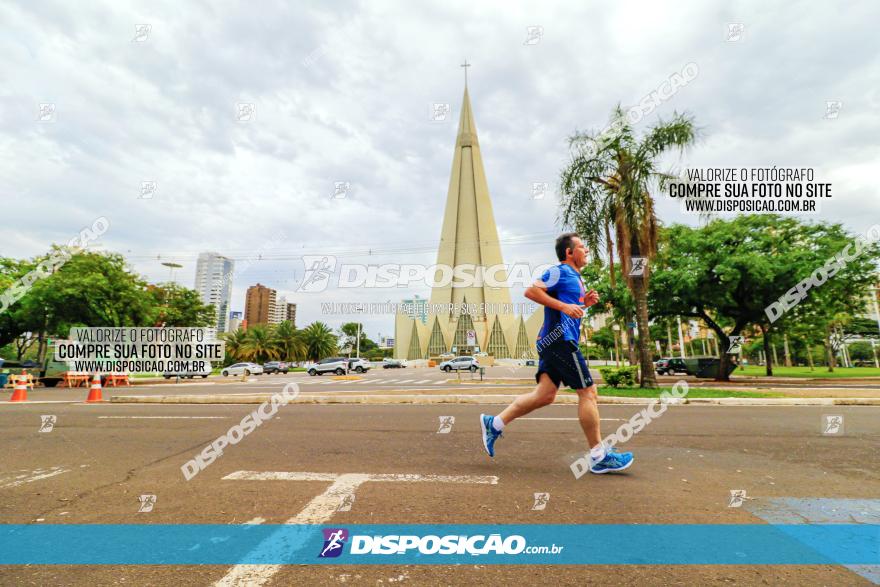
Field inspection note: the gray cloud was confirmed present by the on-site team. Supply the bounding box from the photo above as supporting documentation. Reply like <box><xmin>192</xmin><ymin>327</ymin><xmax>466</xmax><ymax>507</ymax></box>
<box><xmin>1</xmin><ymin>0</ymin><xmax>877</xmax><ymax>339</ymax></box>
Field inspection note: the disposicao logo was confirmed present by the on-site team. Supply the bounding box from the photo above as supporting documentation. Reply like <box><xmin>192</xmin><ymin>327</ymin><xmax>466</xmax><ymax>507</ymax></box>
<box><xmin>318</xmin><ymin>528</ymin><xmax>349</xmax><ymax>558</ymax></box>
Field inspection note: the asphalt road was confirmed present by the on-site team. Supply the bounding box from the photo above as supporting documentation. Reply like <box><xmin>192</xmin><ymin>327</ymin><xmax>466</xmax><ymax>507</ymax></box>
<box><xmin>0</xmin><ymin>399</ymin><xmax>877</xmax><ymax>586</ymax></box>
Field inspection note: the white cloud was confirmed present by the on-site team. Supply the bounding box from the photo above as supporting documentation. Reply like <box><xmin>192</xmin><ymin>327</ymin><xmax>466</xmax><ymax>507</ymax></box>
<box><xmin>1</xmin><ymin>0</ymin><xmax>878</xmax><ymax>339</ymax></box>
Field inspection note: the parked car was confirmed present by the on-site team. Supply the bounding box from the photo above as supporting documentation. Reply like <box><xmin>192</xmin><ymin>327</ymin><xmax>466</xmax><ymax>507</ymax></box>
<box><xmin>348</xmin><ymin>358</ymin><xmax>371</xmax><ymax>373</ymax></box>
<box><xmin>382</xmin><ymin>359</ymin><xmax>406</xmax><ymax>369</ymax></box>
<box><xmin>263</xmin><ymin>361</ymin><xmax>289</xmax><ymax>374</ymax></box>
<box><xmin>163</xmin><ymin>366</ymin><xmax>212</xmax><ymax>379</ymax></box>
<box><xmin>655</xmin><ymin>357</ymin><xmax>688</xmax><ymax>375</ymax></box>
<box><xmin>307</xmin><ymin>357</ymin><xmax>349</xmax><ymax>376</ymax></box>
<box><xmin>438</xmin><ymin>356</ymin><xmax>479</xmax><ymax>372</ymax></box>
<box><xmin>220</xmin><ymin>362</ymin><xmax>263</xmax><ymax>377</ymax></box>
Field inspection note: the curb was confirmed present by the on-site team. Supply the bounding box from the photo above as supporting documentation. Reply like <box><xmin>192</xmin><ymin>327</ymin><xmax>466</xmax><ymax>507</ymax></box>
<box><xmin>108</xmin><ymin>394</ymin><xmax>880</xmax><ymax>406</ymax></box>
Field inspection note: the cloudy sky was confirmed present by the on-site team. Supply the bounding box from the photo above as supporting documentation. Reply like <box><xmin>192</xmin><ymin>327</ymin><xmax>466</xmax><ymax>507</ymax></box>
<box><xmin>2</xmin><ymin>0</ymin><xmax>878</xmax><ymax>340</ymax></box>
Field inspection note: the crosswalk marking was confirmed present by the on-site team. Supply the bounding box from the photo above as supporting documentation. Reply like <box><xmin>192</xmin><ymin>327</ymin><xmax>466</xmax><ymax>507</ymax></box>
<box><xmin>297</xmin><ymin>376</ymin><xmax>457</xmax><ymax>386</ymax></box>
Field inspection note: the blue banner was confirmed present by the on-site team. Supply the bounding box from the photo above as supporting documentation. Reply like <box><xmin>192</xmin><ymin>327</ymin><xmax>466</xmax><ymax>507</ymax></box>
<box><xmin>0</xmin><ymin>524</ymin><xmax>877</xmax><ymax>565</ymax></box>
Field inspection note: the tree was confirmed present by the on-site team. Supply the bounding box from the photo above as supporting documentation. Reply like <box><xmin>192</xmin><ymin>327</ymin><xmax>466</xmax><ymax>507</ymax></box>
<box><xmin>238</xmin><ymin>324</ymin><xmax>280</xmax><ymax>363</ymax></box>
<box><xmin>560</xmin><ymin>106</ymin><xmax>697</xmax><ymax>387</ymax></box>
<box><xmin>8</xmin><ymin>249</ymin><xmax>156</xmax><ymax>362</ymax></box>
<box><xmin>220</xmin><ymin>328</ymin><xmax>249</xmax><ymax>363</ymax></box>
<box><xmin>651</xmin><ymin>216</ymin><xmax>879</xmax><ymax>379</ymax></box>
<box><xmin>148</xmin><ymin>283</ymin><xmax>216</xmax><ymax>327</ymax></box>
<box><xmin>301</xmin><ymin>321</ymin><xmax>337</xmax><ymax>362</ymax></box>
<box><xmin>274</xmin><ymin>320</ymin><xmax>306</xmax><ymax>362</ymax></box>
<box><xmin>338</xmin><ymin>322</ymin><xmax>378</xmax><ymax>356</ymax></box>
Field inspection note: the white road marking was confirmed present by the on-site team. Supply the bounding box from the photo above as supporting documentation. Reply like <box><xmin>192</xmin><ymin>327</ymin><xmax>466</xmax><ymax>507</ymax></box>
<box><xmin>224</xmin><ymin>471</ymin><xmax>499</xmax><ymax>485</ymax></box>
<box><xmin>415</xmin><ymin>379</ymin><xmax>432</xmax><ymax>384</ymax></box>
<box><xmin>98</xmin><ymin>416</ymin><xmax>228</xmax><ymax>419</ymax></box>
<box><xmin>521</xmin><ymin>417</ymin><xmax>622</xmax><ymax>421</ymax></box>
<box><xmin>0</xmin><ymin>467</ymin><xmax>69</xmax><ymax>489</ymax></box>
<box><xmin>216</xmin><ymin>471</ymin><xmax>498</xmax><ymax>586</ymax></box>
<box><xmin>0</xmin><ymin>400</ymin><xmax>80</xmax><ymax>404</ymax></box>
<box><xmin>243</xmin><ymin>517</ymin><xmax>265</xmax><ymax>525</ymax></box>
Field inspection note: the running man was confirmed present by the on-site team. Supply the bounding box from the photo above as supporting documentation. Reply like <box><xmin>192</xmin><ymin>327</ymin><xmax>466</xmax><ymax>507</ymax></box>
<box><xmin>479</xmin><ymin>233</ymin><xmax>633</xmax><ymax>474</ymax></box>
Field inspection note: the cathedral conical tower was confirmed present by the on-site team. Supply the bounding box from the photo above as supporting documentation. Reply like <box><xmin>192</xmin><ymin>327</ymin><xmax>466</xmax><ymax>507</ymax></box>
<box><xmin>394</xmin><ymin>83</ymin><xmax>541</xmax><ymax>361</ymax></box>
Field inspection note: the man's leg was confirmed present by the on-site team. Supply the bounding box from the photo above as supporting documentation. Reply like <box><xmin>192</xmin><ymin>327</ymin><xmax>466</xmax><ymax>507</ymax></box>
<box><xmin>497</xmin><ymin>373</ymin><xmax>559</xmax><ymax>425</ymax></box>
<box><xmin>575</xmin><ymin>383</ymin><xmax>602</xmax><ymax>450</ymax></box>
<box><xmin>479</xmin><ymin>373</ymin><xmax>558</xmax><ymax>457</ymax></box>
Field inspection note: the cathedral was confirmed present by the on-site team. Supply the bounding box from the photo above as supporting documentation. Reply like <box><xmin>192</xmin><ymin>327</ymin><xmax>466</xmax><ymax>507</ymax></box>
<box><xmin>393</xmin><ymin>84</ymin><xmax>542</xmax><ymax>360</ymax></box>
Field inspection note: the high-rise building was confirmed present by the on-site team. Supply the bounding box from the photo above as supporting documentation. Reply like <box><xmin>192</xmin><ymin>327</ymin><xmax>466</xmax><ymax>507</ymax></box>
<box><xmin>245</xmin><ymin>283</ymin><xmax>276</xmax><ymax>326</ymax></box>
<box><xmin>227</xmin><ymin>311</ymin><xmax>243</xmax><ymax>333</ymax></box>
<box><xmin>194</xmin><ymin>252</ymin><xmax>234</xmax><ymax>338</ymax></box>
<box><xmin>401</xmin><ymin>294</ymin><xmax>428</xmax><ymax>325</ymax></box>
<box><xmin>271</xmin><ymin>295</ymin><xmax>287</xmax><ymax>325</ymax></box>
<box><xmin>285</xmin><ymin>302</ymin><xmax>297</xmax><ymax>326</ymax></box>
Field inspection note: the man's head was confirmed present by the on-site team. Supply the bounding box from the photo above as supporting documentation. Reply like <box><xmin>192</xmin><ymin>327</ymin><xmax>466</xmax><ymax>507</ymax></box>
<box><xmin>555</xmin><ymin>232</ymin><xmax>588</xmax><ymax>268</ymax></box>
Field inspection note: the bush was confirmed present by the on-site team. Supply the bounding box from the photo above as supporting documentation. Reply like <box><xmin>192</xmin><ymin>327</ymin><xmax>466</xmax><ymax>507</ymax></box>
<box><xmin>598</xmin><ymin>366</ymin><xmax>638</xmax><ymax>388</ymax></box>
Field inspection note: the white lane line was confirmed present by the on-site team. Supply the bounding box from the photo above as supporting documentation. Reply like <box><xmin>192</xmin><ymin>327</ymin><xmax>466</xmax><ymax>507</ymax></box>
<box><xmin>224</xmin><ymin>471</ymin><xmax>499</xmax><ymax>485</ymax></box>
<box><xmin>0</xmin><ymin>467</ymin><xmax>70</xmax><ymax>489</ymax></box>
<box><xmin>0</xmin><ymin>400</ymin><xmax>79</xmax><ymax>404</ymax></box>
<box><xmin>216</xmin><ymin>471</ymin><xmax>498</xmax><ymax>586</ymax></box>
<box><xmin>433</xmin><ymin>380</ymin><xmax>447</xmax><ymax>385</ymax></box>
<box><xmin>415</xmin><ymin>379</ymin><xmax>432</xmax><ymax>384</ymax></box>
<box><xmin>243</xmin><ymin>517</ymin><xmax>265</xmax><ymax>525</ymax></box>
<box><xmin>521</xmin><ymin>417</ymin><xmax>622</xmax><ymax>421</ymax></box>
<box><xmin>98</xmin><ymin>416</ymin><xmax>228</xmax><ymax>419</ymax></box>
<box><xmin>396</xmin><ymin>380</ymin><xmax>415</xmax><ymax>384</ymax></box>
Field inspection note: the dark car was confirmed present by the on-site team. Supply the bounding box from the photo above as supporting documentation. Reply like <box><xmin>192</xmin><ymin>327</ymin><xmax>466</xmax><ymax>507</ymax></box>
<box><xmin>263</xmin><ymin>361</ymin><xmax>289</xmax><ymax>374</ymax></box>
<box><xmin>655</xmin><ymin>357</ymin><xmax>688</xmax><ymax>375</ymax></box>
<box><xmin>382</xmin><ymin>359</ymin><xmax>406</xmax><ymax>369</ymax></box>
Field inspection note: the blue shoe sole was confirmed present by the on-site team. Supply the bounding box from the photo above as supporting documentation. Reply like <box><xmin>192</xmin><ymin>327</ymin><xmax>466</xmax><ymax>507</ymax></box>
<box><xmin>589</xmin><ymin>457</ymin><xmax>634</xmax><ymax>474</ymax></box>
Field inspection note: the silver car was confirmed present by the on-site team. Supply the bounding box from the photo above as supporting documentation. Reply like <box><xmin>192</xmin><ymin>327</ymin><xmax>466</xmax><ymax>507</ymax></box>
<box><xmin>438</xmin><ymin>356</ymin><xmax>479</xmax><ymax>372</ymax></box>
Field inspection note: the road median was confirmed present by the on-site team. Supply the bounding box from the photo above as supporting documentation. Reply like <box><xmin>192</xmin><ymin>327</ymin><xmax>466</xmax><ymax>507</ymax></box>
<box><xmin>108</xmin><ymin>393</ymin><xmax>880</xmax><ymax>406</ymax></box>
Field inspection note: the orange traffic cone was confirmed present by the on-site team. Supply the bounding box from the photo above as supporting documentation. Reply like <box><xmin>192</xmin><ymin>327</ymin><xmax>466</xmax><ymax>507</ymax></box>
<box><xmin>86</xmin><ymin>374</ymin><xmax>103</xmax><ymax>402</ymax></box>
<box><xmin>9</xmin><ymin>373</ymin><xmax>27</xmax><ymax>402</ymax></box>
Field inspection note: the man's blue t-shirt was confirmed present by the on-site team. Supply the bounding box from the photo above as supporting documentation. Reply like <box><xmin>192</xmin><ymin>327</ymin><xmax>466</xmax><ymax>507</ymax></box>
<box><xmin>537</xmin><ymin>263</ymin><xmax>586</xmax><ymax>350</ymax></box>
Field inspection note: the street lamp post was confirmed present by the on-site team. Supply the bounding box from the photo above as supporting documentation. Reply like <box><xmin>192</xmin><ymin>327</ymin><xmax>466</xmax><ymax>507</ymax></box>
<box><xmin>161</xmin><ymin>262</ymin><xmax>183</xmax><ymax>283</ymax></box>
<box><xmin>612</xmin><ymin>324</ymin><xmax>621</xmax><ymax>367</ymax></box>
<box><xmin>676</xmin><ymin>315</ymin><xmax>687</xmax><ymax>359</ymax></box>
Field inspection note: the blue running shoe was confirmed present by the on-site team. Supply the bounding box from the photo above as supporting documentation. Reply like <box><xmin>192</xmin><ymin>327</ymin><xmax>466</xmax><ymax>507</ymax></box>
<box><xmin>589</xmin><ymin>446</ymin><xmax>633</xmax><ymax>474</ymax></box>
<box><xmin>480</xmin><ymin>414</ymin><xmax>502</xmax><ymax>457</ymax></box>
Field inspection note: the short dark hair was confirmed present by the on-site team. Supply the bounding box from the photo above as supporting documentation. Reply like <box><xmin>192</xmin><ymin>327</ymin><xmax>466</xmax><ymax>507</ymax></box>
<box><xmin>555</xmin><ymin>232</ymin><xmax>580</xmax><ymax>261</ymax></box>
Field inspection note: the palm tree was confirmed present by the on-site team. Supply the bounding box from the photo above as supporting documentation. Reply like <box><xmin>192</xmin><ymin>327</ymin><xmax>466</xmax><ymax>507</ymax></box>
<box><xmin>300</xmin><ymin>321</ymin><xmax>337</xmax><ymax>362</ymax></box>
<box><xmin>239</xmin><ymin>324</ymin><xmax>281</xmax><ymax>363</ymax></box>
<box><xmin>274</xmin><ymin>320</ymin><xmax>306</xmax><ymax>362</ymax></box>
<box><xmin>220</xmin><ymin>328</ymin><xmax>249</xmax><ymax>362</ymax></box>
<box><xmin>560</xmin><ymin>105</ymin><xmax>697</xmax><ymax>388</ymax></box>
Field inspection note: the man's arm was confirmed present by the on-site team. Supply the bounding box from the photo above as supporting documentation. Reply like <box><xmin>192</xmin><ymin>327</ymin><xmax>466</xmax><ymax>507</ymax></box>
<box><xmin>525</xmin><ymin>282</ymin><xmax>585</xmax><ymax>318</ymax></box>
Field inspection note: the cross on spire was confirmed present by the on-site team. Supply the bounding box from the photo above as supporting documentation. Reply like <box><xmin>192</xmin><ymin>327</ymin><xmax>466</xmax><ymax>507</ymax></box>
<box><xmin>460</xmin><ymin>59</ymin><xmax>471</xmax><ymax>87</ymax></box>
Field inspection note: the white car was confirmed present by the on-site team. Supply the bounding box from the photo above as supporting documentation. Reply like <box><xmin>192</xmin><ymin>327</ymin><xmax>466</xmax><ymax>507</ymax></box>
<box><xmin>307</xmin><ymin>357</ymin><xmax>349</xmax><ymax>376</ymax></box>
<box><xmin>348</xmin><ymin>358</ymin><xmax>371</xmax><ymax>373</ymax></box>
<box><xmin>221</xmin><ymin>362</ymin><xmax>264</xmax><ymax>377</ymax></box>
